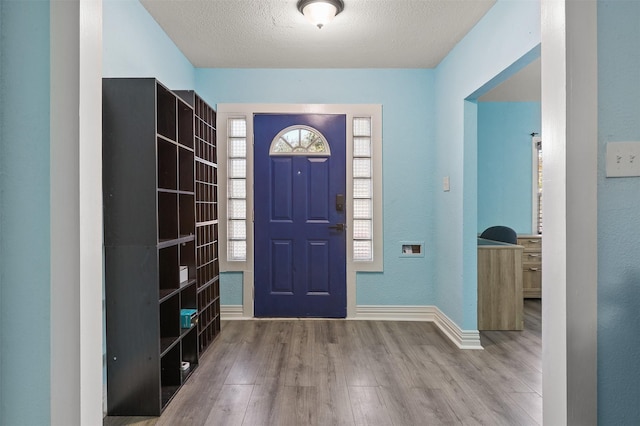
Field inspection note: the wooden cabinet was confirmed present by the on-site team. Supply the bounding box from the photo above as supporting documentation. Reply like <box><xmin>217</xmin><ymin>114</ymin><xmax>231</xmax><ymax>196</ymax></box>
<box><xmin>518</xmin><ymin>235</ymin><xmax>542</xmax><ymax>298</ymax></box>
<box><xmin>176</xmin><ymin>90</ymin><xmax>221</xmax><ymax>354</ymax></box>
<box><xmin>103</xmin><ymin>78</ymin><xmax>199</xmax><ymax>416</ymax></box>
<box><xmin>477</xmin><ymin>239</ymin><xmax>524</xmax><ymax>330</ymax></box>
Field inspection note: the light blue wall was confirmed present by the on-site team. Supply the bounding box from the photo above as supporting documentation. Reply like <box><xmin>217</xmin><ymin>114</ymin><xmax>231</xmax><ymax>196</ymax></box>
<box><xmin>101</xmin><ymin>1</ymin><xmax>436</xmax><ymax>310</ymax></box>
<box><xmin>102</xmin><ymin>0</ymin><xmax>194</xmax><ymax>89</ymax></box>
<box><xmin>477</xmin><ymin>102</ymin><xmax>541</xmax><ymax>234</ymax></box>
<box><xmin>9</xmin><ymin>0</ymin><xmax>639</xmax><ymax>422</ymax></box>
<box><xmin>432</xmin><ymin>0</ymin><xmax>540</xmax><ymax>329</ymax></box>
<box><xmin>597</xmin><ymin>0</ymin><xmax>640</xmax><ymax>423</ymax></box>
<box><xmin>220</xmin><ymin>272</ymin><xmax>243</xmax><ymax>305</ymax></box>
<box><xmin>197</xmin><ymin>69</ymin><xmax>436</xmax><ymax>306</ymax></box>
<box><xmin>100</xmin><ymin>0</ymin><xmax>542</xmax><ymax>319</ymax></box>
<box><xmin>0</xmin><ymin>1</ymin><xmax>52</xmax><ymax>424</ymax></box>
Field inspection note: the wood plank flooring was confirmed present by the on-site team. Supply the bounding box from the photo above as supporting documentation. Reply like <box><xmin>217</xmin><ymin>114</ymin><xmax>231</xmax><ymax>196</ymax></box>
<box><xmin>104</xmin><ymin>300</ymin><xmax>542</xmax><ymax>426</ymax></box>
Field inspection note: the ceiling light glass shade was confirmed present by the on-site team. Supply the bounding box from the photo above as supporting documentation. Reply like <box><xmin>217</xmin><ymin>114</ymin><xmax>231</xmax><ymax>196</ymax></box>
<box><xmin>297</xmin><ymin>0</ymin><xmax>344</xmax><ymax>29</ymax></box>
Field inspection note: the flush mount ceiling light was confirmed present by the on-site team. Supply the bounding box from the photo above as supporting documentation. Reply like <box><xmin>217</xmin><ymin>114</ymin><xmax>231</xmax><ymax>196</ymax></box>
<box><xmin>297</xmin><ymin>0</ymin><xmax>345</xmax><ymax>29</ymax></box>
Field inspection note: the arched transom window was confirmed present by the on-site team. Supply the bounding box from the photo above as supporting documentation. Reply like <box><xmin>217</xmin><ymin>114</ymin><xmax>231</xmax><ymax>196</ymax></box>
<box><xmin>270</xmin><ymin>125</ymin><xmax>331</xmax><ymax>156</ymax></box>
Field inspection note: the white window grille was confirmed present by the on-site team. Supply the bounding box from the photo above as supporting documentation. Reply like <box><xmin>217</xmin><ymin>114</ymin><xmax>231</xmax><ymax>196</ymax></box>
<box><xmin>227</xmin><ymin>118</ymin><xmax>247</xmax><ymax>261</ymax></box>
<box><xmin>270</xmin><ymin>125</ymin><xmax>331</xmax><ymax>156</ymax></box>
<box><xmin>352</xmin><ymin>117</ymin><xmax>373</xmax><ymax>261</ymax></box>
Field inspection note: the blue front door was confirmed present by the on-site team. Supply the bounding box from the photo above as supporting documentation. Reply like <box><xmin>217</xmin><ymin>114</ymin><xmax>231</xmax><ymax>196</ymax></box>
<box><xmin>254</xmin><ymin>114</ymin><xmax>346</xmax><ymax>317</ymax></box>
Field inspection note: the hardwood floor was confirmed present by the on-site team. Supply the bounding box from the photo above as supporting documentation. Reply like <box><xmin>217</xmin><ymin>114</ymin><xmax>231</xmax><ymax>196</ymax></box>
<box><xmin>104</xmin><ymin>300</ymin><xmax>542</xmax><ymax>426</ymax></box>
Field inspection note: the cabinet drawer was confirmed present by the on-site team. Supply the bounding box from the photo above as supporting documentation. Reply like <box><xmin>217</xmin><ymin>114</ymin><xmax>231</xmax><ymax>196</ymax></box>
<box><xmin>517</xmin><ymin>237</ymin><xmax>542</xmax><ymax>250</ymax></box>
<box><xmin>522</xmin><ymin>251</ymin><xmax>542</xmax><ymax>264</ymax></box>
<box><xmin>523</xmin><ymin>266</ymin><xmax>542</xmax><ymax>298</ymax></box>
<box><xmin>523</xmin><ymin>263</ymin><xmax>541</xmax><ymax>273</ymax></box>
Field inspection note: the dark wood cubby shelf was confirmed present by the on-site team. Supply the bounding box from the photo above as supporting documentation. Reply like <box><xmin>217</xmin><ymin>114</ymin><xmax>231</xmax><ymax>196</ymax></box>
<box><xmin>175</xmin><ymin>90</ymin><xmax>221</xmax><ymax>356</ymax></box>
<box><xmin>103</xmin><ymin>79</ymin><xmax>213</xmax><ymax>417</ymax></box>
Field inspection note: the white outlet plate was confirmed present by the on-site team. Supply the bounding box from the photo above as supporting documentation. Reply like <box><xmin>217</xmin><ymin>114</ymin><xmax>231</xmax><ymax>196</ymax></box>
<box><xmin>606</xmin><ymin>141</ymin><xmax>640</xmax><ymax>177</ymax></box>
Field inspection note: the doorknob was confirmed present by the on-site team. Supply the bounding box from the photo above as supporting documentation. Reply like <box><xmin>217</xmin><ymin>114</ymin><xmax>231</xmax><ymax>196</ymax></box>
<box><xmin>328</xmin><ymin>223</ymin><xmax>345</xmax><ymax>232</ymax></box>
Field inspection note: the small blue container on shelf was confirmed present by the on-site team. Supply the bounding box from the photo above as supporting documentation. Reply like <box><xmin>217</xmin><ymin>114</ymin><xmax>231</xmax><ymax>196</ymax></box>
<box><xmin>180</xmin><ymin>309</ymin><xmax>198</xmax><ymax>329</ymax></box>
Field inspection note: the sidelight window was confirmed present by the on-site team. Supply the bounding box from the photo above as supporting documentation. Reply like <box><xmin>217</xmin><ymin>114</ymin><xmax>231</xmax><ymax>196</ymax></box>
<box><xmin>352</xmin><ymin>117</ymin><xmax>373</xmax><ymax>261</ymax></box>
<box><xmin>227</xmin><ymin>118</ymin><xmax>247</xmax><ymax>261</ymax></box>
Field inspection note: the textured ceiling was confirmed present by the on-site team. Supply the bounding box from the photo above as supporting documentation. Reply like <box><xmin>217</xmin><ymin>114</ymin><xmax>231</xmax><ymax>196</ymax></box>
<box><xmin>140</xmin><ymin>0</ymin><xmax>497</xmax><ymax>68</ymax></box>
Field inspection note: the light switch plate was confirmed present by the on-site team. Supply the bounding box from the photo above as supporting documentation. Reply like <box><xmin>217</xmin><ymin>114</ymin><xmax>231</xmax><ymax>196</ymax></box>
<box><xmin>443</xmin><ymin>176</ymin><xmax>450</xmax><ymax>191</ymax></box>
<box><xmin>606</xmin><ymin>141</ymin><xmax>640</xmax><ymax>177</ymax></box>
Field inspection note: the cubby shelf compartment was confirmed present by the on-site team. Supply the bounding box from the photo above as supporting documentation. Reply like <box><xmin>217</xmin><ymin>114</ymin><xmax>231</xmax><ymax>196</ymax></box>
<box><xmin>157</xmin><ymin>138</ymin><xmax>178</xmax><ymax>190</ymax></box>
<box><xmin>179</xmin><ymin>193</ymin><xmax>196</xmax><ymax>237</ymax></box>
<box><xmin>157</xmin><ymin>84</ymin><xmax>177</xmax><ymax>141</ymax></box>
<box><xmin>178</xmin><ymin>101</ymin><xmax>194</xmax><ymax>149</ymax></box>
<box><xmin>103</xmin><ymin>78</ymin><xmax>199</xmax><ymax>417</ymax></box>
<box><xmin>180</xmin><ymin>280</ymin><xmax>198</xmax><ymax>310</ymax></box>
<box><xmin>181</xmin><ymin>328</ymin><xmax>198</xmax><ymax>381</ymax></box>
<box><xmin>179</xmin><ymin>147</ymin><xmax>195</xmax><ymax>192</ymax></box>
<box><xmin>160</xmin><ymin>344</ymin><xmax>181</xmax><ymax>407</ymax></box>
<box><xmin>158</xmin><ymin>192</ymin><xmax>179</xmax><ymax>242</ymax></box>
<box><xmin>176</xmin><ymin>90</ymin><xmax>221</xmax><ymax>357</ymax></box>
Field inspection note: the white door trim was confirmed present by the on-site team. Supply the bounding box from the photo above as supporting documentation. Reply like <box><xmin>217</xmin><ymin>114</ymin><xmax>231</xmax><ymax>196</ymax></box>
<box><xmin>217</xmin><ymin>103</ymin><xmax>383</xmax><ymax>319</ymax></box>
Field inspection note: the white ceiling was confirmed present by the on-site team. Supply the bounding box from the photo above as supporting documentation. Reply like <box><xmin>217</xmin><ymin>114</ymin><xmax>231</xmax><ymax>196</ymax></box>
<box><xmin>140</xmin><ymin>0</ymin><xmax>496</xmax><ymax>68</ymax></box>
<box><xmin>140</xmin><ymin>0</ymin><xmax>539</xmax><ymax>101</ymax></box>
<box><xmin>478</xmin><ymin>58</ymin><xmax>541</xmax><ymax>102</ymax></box>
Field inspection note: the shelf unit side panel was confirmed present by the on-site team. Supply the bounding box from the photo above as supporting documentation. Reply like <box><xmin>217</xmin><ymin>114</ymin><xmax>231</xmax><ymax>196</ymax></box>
<box><xmin>103</xmin><ymin>78</ymin><xmax>160</xmax><ymax>247</ymax></box>
<box><xmin>105</xmin><ymin>245</ymin><xmax>162</xmax><ymax>416</ymax></box>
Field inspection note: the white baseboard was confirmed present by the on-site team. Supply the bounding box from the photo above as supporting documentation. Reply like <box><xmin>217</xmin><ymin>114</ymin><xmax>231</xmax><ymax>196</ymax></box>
<box><xmin>430</xmin><ymin>308</ymin><xmax>483</xmax><ymax>350</ymax></box>
<box><xmin>355</xmin><ymin>305</ymin><xmax>438</xmax><ymax>321</ymax></box>
<box><xmin>221</xmin><ymin>305</ymin><xmax>245</xmax><ymax>320</ymax></box>
<box><xmin>354</xmin><ymin>305</ymin><xmax>483</xmax><ymax>350</ymax></box>
<box><xmin>218</xmin><ymin>304</ymin><xmax>482</xmax><ymax>350</ymax></box>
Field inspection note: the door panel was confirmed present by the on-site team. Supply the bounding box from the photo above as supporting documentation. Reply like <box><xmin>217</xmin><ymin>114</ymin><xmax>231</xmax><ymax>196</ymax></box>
<box><xmin>254</xmin><ymin>114</ymin><xmax>346</xmax><ymax>318</ymax></box>
<box><xmin>271</xmin><ymin>158</ymin><xmax>294</xmax><ymax>220</ymax></box>
<box><xmin>307</xmin><ymin>240</ymin><xmax>330</xmax><ymax>293</ymax></box>
<box><xmin>271</xmin><ymin>240</ymin><xmax>293</xmax><ymax>293</ymax></box>
<box><xmin>307</xmin><ymin>158</ymin><xmax>330</xmax><ymax>220</ymax></box>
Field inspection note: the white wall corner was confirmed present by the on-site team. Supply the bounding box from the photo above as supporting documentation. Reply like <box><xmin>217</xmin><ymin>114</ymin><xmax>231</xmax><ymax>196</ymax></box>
<box><xmin>541</xmin><ymin>0</ymin><xmax>598</xmax><ymax>424</ymax></box>
<box><xmin>431</xmin><ymin>307</ymin><xmax>483</xmax><ymax>350</ymax></box>
<box><xmin>51</xmin><ymin>0</ymin><xmax>104</xmax><ymax>424</ymax></box>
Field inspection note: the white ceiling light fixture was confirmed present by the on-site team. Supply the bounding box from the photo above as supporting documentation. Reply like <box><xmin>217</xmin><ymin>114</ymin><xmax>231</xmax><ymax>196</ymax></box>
<box><xmin>297</xmin><ymin>0</ymin><xmax>345</xmax><ymax>29</ymax></box>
